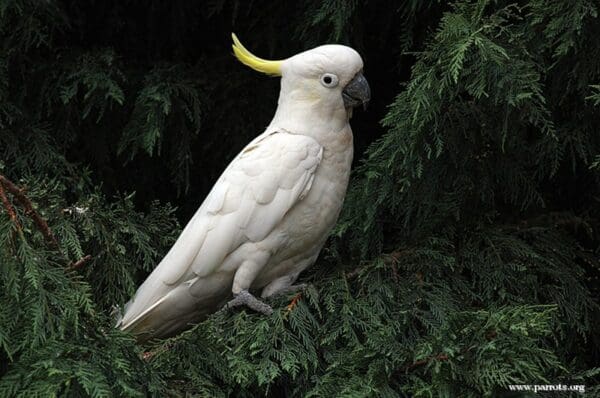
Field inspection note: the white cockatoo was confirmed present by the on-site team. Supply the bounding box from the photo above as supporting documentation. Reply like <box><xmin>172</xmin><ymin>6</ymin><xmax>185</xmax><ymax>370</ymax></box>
<box><xmin>117</xmin><ymin>34</ymin><xmax>370</xmax><ymax>341</ymax></box>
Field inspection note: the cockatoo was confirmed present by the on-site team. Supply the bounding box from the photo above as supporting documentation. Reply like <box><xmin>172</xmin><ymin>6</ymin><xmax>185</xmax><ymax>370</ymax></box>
<box><xmin>117</xmin><ymin>34</ymin><xmax>370</xmax><ymax>341</ymax></box>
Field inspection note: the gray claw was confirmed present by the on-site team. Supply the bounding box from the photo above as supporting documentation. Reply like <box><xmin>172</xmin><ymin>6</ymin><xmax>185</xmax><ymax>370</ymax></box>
<box><xmin>227</xmin><ymin>290</ymin><xmax>273</xmax><ymax>315</ymax></box>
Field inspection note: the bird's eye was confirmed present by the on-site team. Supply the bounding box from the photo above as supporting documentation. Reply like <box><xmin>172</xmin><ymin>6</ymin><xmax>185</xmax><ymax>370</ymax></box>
<box><xmin>320</xmin><ymin>73</ymin><xmax>339</xmax><ymax>88</ymax></box>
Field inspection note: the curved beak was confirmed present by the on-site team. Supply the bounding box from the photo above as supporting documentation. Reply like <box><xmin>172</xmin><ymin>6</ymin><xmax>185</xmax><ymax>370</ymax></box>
<box><xmin>342</xmin><ymin>72</ymin><xmax>370</xmax><ymax>109</ymax></box>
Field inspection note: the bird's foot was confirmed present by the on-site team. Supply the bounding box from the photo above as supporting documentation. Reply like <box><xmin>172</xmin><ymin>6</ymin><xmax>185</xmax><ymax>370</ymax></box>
<box><xmin>227</xmin><ymin>290</ymin><xmax>273</xmax><ymax>315</ymax></box>
<box><xmin>272</xmin><ymin>283</ymin><xmax>307</xmax><ymax>297</ymax></box>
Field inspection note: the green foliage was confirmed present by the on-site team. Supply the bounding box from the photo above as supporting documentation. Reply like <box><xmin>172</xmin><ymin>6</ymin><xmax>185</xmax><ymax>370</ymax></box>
<box><xmin>300</xmin><ymin>0</ymin><xmax>359</xmax><ymax>41</ymax></box>
<box><xmin>118</xmin><ymin>64</ymin><xmax>207</xmax><ymax>192</ymax></box>
<box><xmin>588</xmin><ymin>84</ymin><xmax>600</xmax><ymax>106</ymax></box>
<box><xmin>58</xmin><ymin>49</ymin><xmax>125</xmax><ymax>123</ymax></box>
<box><xmin>0</xmin><ymin>327</ymin><xmax>165</xmax><ymax>397</ymax></box>
<box><xmin>0</xmin><ymin>0</ymin><xmax>598</xmax><ymax>397</ymax></box>
<box><xmin>142</xmin><ymin>254</ymin><xmax>588</xmax><ymax>397</ymax></box>
<box><xmin>0</xmin><ymin>168</ymin><xmax>178</xmax><ymax>394</ymax></box>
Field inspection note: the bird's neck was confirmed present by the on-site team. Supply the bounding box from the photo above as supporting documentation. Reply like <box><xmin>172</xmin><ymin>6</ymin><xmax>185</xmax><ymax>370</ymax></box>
<box><xmin>268</xmin><ymin>88</ymin><xmax>349</xmax><ymax>139</ymax></box>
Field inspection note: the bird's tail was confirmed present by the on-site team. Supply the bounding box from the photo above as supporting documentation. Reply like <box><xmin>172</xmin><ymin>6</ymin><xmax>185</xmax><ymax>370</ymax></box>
<box><xmin>115</xmin><ymin>295</ymin><xmax>170</xmax><ymax>342</ymax></box>
<box><xmin>111</xmin><ymin>304</ymin><xmax>124</xmax><ymax>327</ymax></box>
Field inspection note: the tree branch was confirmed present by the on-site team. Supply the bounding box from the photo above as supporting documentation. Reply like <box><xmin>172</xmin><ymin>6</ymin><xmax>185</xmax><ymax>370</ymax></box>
<box><xmin>345</xmin><ymin>249</ymin><xmax>413</xmax><ymax>281</ymax></box>
<box><xmin>0</xmin><ymin>174</ymin><xmax>58</xmax><ymax>247</ymax></box>
<box><xmin>0</xmin><ymin>179</ymin><xmax>21</xmax><ymax>231</ymax></box>
<box><xmin>398</xmin><ymin>352</ymin><xmax>450</xmax><ymax>372</ymax></box>
<box><xmin>0</xmin><ymin>174</ymin><xmax>92</xmax><ymax>271</ymax></box>
<box><xmin>69</xmin><ymin>254</ymin><xmax>93</xmax><ymax>270</ymax></box>
<box><xmin>396</xmin><ymin>345</ymin><xmax>475</xmax><ymax>374</ymax></box>
<box><xmin>286</xmin><ymin>292</ymin><xmax>302</xmax><ymax>312</ymax></box>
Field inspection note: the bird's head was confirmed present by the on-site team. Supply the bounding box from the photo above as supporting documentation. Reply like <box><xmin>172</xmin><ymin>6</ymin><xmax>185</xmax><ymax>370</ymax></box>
<box><xmin>232</xmin><ymin>34</ymin><xmax>370</xmax><ymax>114</ymax></box>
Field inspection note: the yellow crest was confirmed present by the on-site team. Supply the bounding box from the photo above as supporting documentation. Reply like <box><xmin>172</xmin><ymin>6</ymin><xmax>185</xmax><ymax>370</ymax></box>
<box><xmin>231</xmin><ymin>33</ymin><xmax>283</xmax><ymax>76</ymax></box>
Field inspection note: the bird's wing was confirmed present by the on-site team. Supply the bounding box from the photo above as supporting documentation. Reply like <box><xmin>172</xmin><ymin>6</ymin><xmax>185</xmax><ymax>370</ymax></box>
<box><xmin>119</xmin><ymin>131</ymin><xmax>323</xmax><ymax>330</ymax></box>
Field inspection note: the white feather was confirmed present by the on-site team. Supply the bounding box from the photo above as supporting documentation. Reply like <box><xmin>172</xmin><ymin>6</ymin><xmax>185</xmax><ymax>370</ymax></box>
<box><xmin>117</xmin><ymin>131</ymin><xmax>322</xmax><ymax>333</ymax></box>
<box><xmin>117</xmin><ymin>42</ymin><xmax>364</xmax><ymax>339</ymax></box>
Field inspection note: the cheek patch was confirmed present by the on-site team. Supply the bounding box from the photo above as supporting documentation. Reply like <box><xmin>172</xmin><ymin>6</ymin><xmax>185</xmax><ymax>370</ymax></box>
<box><xmin>291</xmin><ymin>81</ymin><xmax>322</xmax><ymax>103</ymax></box>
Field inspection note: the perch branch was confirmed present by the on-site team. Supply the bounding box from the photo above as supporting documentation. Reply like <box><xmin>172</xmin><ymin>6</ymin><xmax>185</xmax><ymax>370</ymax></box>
<box><xmin>0</xmin><ymin>174</ymin><xmax>58</xmax><ymax>247</ymax></box>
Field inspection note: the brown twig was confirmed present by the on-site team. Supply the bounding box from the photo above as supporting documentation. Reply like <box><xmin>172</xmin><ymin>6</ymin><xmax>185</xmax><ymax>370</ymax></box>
<box><xmin>396</xmin><ymin>345</ymin><xmax>476</xmax><ymax>373</ymax></box>
<box><xmin>0</xmin><ymin>174</ymin><xmax>58</xmax><ymax>247</ymax></box>
<box><xmin>69</xmin><ymin>255</ymin><xmax>92</xmax><ymax>270</ymax></box>
<box><xmin>345</xmin><ymin>249</ymin><xmax>413</xmax><ymax>281</ymax></box>
<box><xmin>0</xmin><ymin>180</ymin><xmax>21</xmax><ymax>231</ymax></box>
<box><xmin>0</xmin><ymin>174</ymin><xmax>93</xmax><ymax>272</ymax></box>
<box><xmin>384</xmin><ymin>249</ymin><xmax>413</xmax><ymax>265</ymax></box>
<box><xmin>142</xmin><ymin>342</ymin><xmax>173</xmax><ymax>361</ymax></box>
<box><xmin>398</xmin><ymin>352</ymin><xmax>450</xmax><ymax>372</ymax></box>
<box><xmin>286</xmin><ymin>293</ymin><xmax>303</xmax><ymax>312</ymax></box>
<box><xmin>345</xmin><ymin>267</ymin><xmax>362</xmax><ymax>279</ymax></box>
<box><xmin>390</xmin><ymin>263</ymin><xmax>400</xmax><ymax>282</ymax></box>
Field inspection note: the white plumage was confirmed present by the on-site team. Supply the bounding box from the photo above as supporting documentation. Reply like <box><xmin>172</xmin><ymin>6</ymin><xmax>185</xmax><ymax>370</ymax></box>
<box><xmin>117</xmin><ymin>35</ymin><xmax>370</xmax><ymax>340</ymax></box>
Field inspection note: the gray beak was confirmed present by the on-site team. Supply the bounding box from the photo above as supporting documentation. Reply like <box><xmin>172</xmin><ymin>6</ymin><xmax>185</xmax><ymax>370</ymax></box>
<box><xmin>342</xmin><ymin>72</ymin><xmax>370</xmax><ymax>109</ymax></box>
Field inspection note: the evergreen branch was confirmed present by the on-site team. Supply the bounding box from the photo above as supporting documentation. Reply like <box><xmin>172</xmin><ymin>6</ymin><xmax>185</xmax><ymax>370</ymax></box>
<box><xmin>142</xmin><ymin>341</ymin><xmax>174</xmax><ymax>361</ymax></box>
<box><xmin>0</xmin><ymin>175</ymin><xmax>94</xmax><ymax>271</ymax></box>
<box><xmin>385</xmin><ymin>249</ymin><xmax>415</xmax><ymax>282</ymax></box>
<box><xmin>68</xmin><ymin>254</ymin><xmax>92</xmax><ymax>271</ymax></box>
<box><xmin>345</xmin><ymin>267</ymin><xmax>362</xmax><ymax>279</ymax></box>
<box><xmin>0</xmin><ymin>179</ymin><xmax>21</xmax><ymax>232</ymax></box>
<box><xmin>286</xmin><ymin>293</ymin><xmax>303</xmax><ymax>313</ymax></box>
<box><xmin>399</xmin><ymin>352</ymin><xmax>450</xmax><ymax>372</ymax></box>
<box><xmin>0</xmin><ymin>174</ymin><xmax>58</xmax><ymax>247</ymax></box>
<box><xmin>396</xmin><ymin>345</ymin><xmax>475</xmax><ymax>373</ymax></box>
<box><xmin>346</xmin><ymin>249</ymin><xmax>412</xmax><ymax>281</ymax></box>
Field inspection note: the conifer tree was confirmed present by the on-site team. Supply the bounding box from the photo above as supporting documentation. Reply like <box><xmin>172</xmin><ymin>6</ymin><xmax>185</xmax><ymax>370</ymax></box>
<box><xmin>0</xmin><ymin>0</ymin><xmax>598</xmax><ymax>396</ymax></box>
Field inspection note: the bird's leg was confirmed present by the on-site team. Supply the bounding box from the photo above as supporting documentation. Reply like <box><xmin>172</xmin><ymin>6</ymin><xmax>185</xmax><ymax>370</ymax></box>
<box><xmin>265</xmin><ymin>283</ymin><xmax>307</xmax><ymax>298</ymax></box>
<box><xmin>260</xmin><ymin>273</ymin><xmax>305</xmax><ymax>298</ymax></box>
<box><xmin>227</xmin><ymin>290</ymin><xmax>273</xmax><ymax>315</ymax></box>
<box><xmin>226</xmin><ymin>259</ymin><xmax>273</xmax><ymax>315</ymax></box>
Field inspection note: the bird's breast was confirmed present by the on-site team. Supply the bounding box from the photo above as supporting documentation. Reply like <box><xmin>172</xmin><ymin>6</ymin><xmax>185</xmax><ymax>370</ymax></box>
<box><xmin>266</xmin><ymin>126</ymin><xmax>354</xmax><ymax>263</ymax></box>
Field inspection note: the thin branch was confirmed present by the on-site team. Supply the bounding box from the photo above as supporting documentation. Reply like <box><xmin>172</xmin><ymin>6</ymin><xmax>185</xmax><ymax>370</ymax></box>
<box><xmin>345</xmin><ymin>249</ymin><xmax>413</xmax><ymax>281</ymax></box>
<box><xmin>396</xmin><ymin>345</ymin><xmax>475</xmax><ymax>374</ymax></box>
<box><xmin>142</xmin><ymin>342</ymin><xmax>174</xmax><ymax>361</ymax></box>
<box><xmin>0</xmin><ymin>179</ymin><xmax>21</xmax><ymax>231</ymax></box>
<box><xmin>345</xmin><ymin>267</ymin><xmax>362</xmax><ymax>279</ymax></box>
<box><xmin>0</xmin><ymin>174</ymin><xmax>92</xmax><ymax>272</ymax></box>
<box><xmin>0</xmin><ymin>174</ymin><xmax>58</xmax><ymax>247</ymax></box>
<box><xmin>69</xmin><ymin>254</ymin><xmax>92</xmax><ymax>270</ymax></box>
<box><xmin>398</xmin><ymin>352</ymin><xmax>450</xmax><ymax>372</ymax></box>
<box><xmin>384</xmin><ymin>249</ymin><xmax>413</xmax><ymax>265</ymax></box>
<box><xmin>286</xmin><ymin>293</ymin><xmax>302</xmax><ymax>313</ymax></box>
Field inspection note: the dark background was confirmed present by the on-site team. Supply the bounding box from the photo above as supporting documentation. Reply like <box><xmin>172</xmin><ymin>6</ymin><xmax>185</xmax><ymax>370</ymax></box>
<box><xmin>54</xmin><ymin>0</ymin><xmax>425</xmax><ymax>220</ymax></box>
